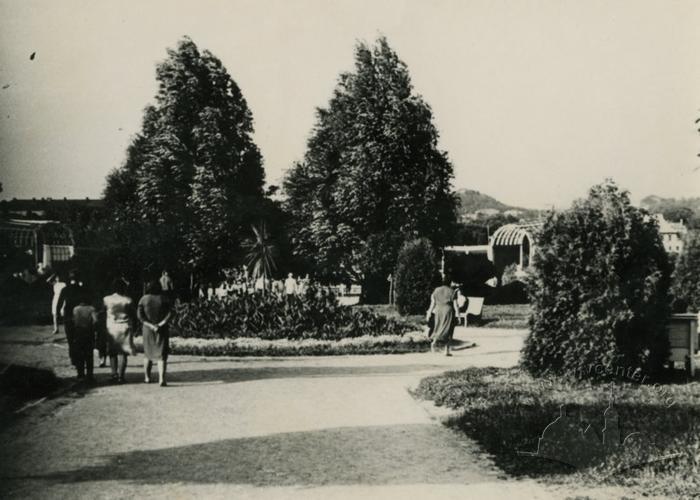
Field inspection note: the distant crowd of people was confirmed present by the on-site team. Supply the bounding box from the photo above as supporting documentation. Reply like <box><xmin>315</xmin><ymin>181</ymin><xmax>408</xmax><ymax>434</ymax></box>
<box><xmin>197</xmin><ymin>272</ymin><xmax>314</xmax><ymax>300</ymax></box>
<box><xmin>51</xmin><ymin>270</ymin><xmax>173</xmax><ymax>386</ymax></box>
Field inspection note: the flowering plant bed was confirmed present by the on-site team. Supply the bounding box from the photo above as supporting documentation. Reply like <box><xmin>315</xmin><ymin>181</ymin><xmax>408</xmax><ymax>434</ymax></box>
<box><xmin>134</xmin><ymin>332</ymin><xmax>429</xmax><ymax>356</ymax></box>
<box><xmin>172</xmin><ymin>286</ymin><xmax>413</xmax><ymax>340</ymax></box>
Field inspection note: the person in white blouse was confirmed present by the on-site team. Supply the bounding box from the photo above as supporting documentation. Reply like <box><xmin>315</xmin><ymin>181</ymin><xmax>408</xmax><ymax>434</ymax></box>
<box><xmin>49</xmin><ymin>274</ymin><xmax>66</xmax><ymax>334</ymax></box>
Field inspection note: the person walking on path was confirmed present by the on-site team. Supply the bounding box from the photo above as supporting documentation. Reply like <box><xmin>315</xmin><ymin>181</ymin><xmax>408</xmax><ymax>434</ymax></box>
<box><xmin>49</xmin><ymin>273</ymin><xmax>66</xmax><ymax>334</ymax></box>
<box><xmin>56</xmin><ymin>271</ymin><xmax>83</xmax><ymax>367</ymax></box>
<box><xmin>103</xmin><ymin>278</ymin><xmax>136</xmax><ymax>383</ymax></box>
<box><xmin>138</xmin><ymin>280</ymin><xmax>172</xmax><ymax>386</ymax></box>
<box><xmin>426</xmin><ymin>275</ymin><xmax>460</xmax><ymax>356</ymax></box>
<box><xmin>71</xmin><ymin>292</ymin><xmax>98</xmax><ymax>382</ymax></box>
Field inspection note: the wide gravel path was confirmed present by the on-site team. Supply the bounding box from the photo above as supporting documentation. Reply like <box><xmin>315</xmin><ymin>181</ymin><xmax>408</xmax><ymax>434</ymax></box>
<box><xmin>0</xmin><ymin>326</ymin><xmax>636</xmax><ymax>499</ymax></box>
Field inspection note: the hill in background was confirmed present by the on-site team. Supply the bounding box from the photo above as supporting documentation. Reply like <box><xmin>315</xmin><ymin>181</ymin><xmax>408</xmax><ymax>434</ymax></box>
<box><xmin>455</xmin><ymin>189</ymin><xmax>542</xmax><ymax>221</ymax></box>
<box><xmin>640</xmin><ymin>195</ymin><xmax>700</xmax><ymax>215</ymax></box>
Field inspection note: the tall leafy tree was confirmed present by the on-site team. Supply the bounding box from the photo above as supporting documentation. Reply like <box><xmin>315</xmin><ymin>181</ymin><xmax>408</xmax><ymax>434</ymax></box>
<box><xmin>104</xmin><ymin>37</ymin><xmax>265</xmax><ymax>284</ymax></box>
<box><xmin>284</xmin><ymin>37</ymin><xmax>456</xmax><ymax>301</ymax></box>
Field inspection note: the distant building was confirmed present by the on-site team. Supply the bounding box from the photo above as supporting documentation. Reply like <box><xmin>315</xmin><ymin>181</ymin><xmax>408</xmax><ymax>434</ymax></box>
<box><xmin>0</xmin><ymin>198</ymin><xmax>103</xmax><ymax>220</ymax></box>
<box><xmin>474</xmin><ymin>208</ymin><xmax>500</xmax><ymax>218</ymax></box>
<box><xmin>444</xmin><ymin>222</ymin><xmax>542</xmax><ymax>281</ymax></box>
<box><xmin>490</xmin><ymin>223</ymin><xmax>541</xmax><ymax>277</ymax></box>
<box><xmin>503</xmin><ymin>209</ymin><xmax>523</xmax><ymax>218</ymax></box>
<box><xmin>0</xmin><ymin>219</ymin><xmax>75</xmax><ymax>268</ymax></box>
<box><xmin>653</xmin><ymin>214</ymin><xmax>687</xmax><ymax>254</ymax></box>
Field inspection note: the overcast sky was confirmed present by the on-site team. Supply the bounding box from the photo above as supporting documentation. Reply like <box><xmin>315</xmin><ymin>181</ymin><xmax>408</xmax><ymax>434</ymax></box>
<box><xmin>1</xmin><ymin>0</ymin><xmax>699</xmax><ymax>209</ymax></box>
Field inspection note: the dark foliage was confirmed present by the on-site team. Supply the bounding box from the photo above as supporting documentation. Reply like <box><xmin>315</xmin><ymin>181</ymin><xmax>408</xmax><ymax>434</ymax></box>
<box><xmin>486</xmin><ymin>281</ymin><xmax>528</xmax><ymax>305</ymax></box>
<box><xmin>522</xmin><ymin>181</ymin><xmax>672</xmax><ymax>381</ymax></box>
<box><xmin>102</xmin><ymin>37</ymin><xmax>268</xmax><ymax>285</ymax></box>
<box><xmin>394</xmin><ymin>238</ymin><xmax>439</xmax><ymax>315</ymax></box>
<box><xmin>443</xmin><ymin>252</ymin><xmax>496</xmax><ymax>297</ymax></box>
<box><xmin>283</xmin><ymin>37</ymin><xmax>457</xmax><ymax>293</ymax></box>
<box><xmin>172</xmin><ymin>284</ymin><xmax>412</xmax><ymax>340</ymax></box>
<box><xmin>670</xmin><ymin>229</ymin><xmax>700</xmax><ymax>312</ymax></box>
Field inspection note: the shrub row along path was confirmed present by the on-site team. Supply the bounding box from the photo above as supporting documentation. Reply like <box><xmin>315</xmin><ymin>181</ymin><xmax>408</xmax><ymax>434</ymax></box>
<box><xmin>1</xmin><ymin>325</ymin><xmax>640</xmax><ymax>499</ymax></box>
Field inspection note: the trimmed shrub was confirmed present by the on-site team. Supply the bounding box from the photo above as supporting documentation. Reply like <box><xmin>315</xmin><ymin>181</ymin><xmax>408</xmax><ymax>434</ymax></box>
<box><xmin>172</xmin><ymin>284</ymin><xmax>412</xmax><ymax>340</ymax></box>
<box><xmin>522</xmin><ymin>181</ymin><xmax>672</xmax><ymax>381</ymax></box>
<box><xmin>670</xmin><ymin>229</ymin><xmax>700</xmax><ymax>312</ymax></box>
<box><xmin>394</xmin><ymin>238</ymin><xmax>439</xmax><ymax>315</ymax></box>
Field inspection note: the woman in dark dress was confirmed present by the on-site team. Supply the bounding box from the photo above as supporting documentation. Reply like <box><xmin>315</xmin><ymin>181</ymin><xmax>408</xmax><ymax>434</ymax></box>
<box><xmin>426</xmin><ymin>275</ymin><xmax>459</xmax><ymax>356</ymax></box>
<box><xmin>137</xmin><ymin>280</ymin><xmax>172</xmax><ymax>386</ymax></box>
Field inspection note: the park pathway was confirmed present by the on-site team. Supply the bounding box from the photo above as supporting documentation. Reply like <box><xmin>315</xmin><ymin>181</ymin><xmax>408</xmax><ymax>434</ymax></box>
<box><xmin>0</xmin><ymin>327</ymin><xmax>635</xmax><ymax>499</ymax></box>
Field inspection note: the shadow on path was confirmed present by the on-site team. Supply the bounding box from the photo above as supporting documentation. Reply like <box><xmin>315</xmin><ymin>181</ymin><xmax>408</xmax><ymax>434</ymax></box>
<box><xmin>156</xmin><ymin>362</ymin><xmax>456</xmax><ymax>385</ymax></box>
<box><xmin>3</xmin><ymin>424</ymin><xmax>493</xmax><ymax>488</ymax></box>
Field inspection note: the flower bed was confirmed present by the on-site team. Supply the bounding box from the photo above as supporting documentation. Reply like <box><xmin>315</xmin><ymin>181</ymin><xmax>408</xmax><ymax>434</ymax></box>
<box><xmin>134</xmin><ymin>333</ymin><xmax>429</xmax><ymax>356</ymax></box>
<box><xmin>172</xmin><ymin>286</ymin><xmax>413</xmax><ymax>340</ymax></box>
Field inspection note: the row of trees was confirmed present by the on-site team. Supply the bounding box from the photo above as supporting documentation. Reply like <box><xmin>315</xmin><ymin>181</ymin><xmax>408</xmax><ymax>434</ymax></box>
<box><xmin>102</xmin><ymin>36</ymin><xmax>457</xmax><ymax>300</ymax></box>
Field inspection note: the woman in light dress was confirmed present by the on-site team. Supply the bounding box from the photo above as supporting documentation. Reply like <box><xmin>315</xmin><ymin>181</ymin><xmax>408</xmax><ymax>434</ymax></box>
<box><xmin>426</xmin><ymin>275</ymin><xmax>460</xmax><ymax>356</ymax></box>
<box><xmin>103</xmin><ymin>278</ymin><xmax>136</xmax><ymax>383</ymax></box>
<box><xmin>50</xmin><ymin>274</ymin><xmax>66</xmax><ymax>334</ymax></box>
<box><xmin>138</xmin><ymin>280</ymin><xmax>172</xmax><ymax>386</ymax></box>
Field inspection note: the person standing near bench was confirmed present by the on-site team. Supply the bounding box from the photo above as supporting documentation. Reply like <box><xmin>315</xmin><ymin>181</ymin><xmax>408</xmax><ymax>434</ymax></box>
<box><xmin>138</xmin><ymin>280</ymin><xmax>172</xmax><ymax>386</ymax></box>
<box><xmin>426</xmin><ymin>275</ymin><xmax>460</xmax><ymax>356</ymax></box>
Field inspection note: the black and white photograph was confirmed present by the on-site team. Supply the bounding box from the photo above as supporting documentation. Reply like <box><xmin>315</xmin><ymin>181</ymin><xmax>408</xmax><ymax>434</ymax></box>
<box><xmin>0</xmin><ymin>1</ymin><xmax>699</xmax><ymax>498</ymax></box>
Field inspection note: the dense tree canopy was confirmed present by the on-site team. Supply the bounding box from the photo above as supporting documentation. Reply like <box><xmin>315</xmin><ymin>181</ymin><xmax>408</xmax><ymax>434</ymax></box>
<box><xmin>283</xmin><ymin>37</ymin><xmax>456</xmax><ymax>300</ymax></box>
<box><xmin>522</xmin><ymin>181</ymin><xmax>672</xmax><ymax>380</ymax></box>
<box><xmin>104</xmin><ymin>37</ymin><xmax>266</xmax><ymax>284</ymax></box>
<box><xmin>671</xmin><ymin>230</ymin><xmax>700</xmax><ymax>312</ymax></box>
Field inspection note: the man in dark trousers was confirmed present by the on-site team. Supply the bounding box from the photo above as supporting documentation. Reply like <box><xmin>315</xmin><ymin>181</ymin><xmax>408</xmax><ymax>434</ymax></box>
<box><xmin>72</xmin><ymin>291</ymin><xmax>97</xmax><ymax>381</ymax></box>
<box><xmin>56</xmin><ymin>270</ymin><xmax>83</xmax><ymax>370</ymax></box>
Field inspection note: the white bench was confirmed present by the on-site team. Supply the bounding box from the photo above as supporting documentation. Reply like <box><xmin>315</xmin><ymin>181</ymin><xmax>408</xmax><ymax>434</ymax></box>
<box><xmin>460</xmin><ymin>296</ymin><xmax>485</xmax><ymax>326</ymax></box>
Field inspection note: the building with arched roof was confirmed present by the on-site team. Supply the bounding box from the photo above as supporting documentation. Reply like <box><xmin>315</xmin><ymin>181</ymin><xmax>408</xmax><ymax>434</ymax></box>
<box><xmin>0</xmin><ymin>219</ymin><xmax>75</xmax><ymax>269</ymax></box>
<box><xmin>443</xmin><ymin>222</ymin><xmax>542</xmax><ymax>283</ymax></box>
<box><xmin>490</xmin><ymin>222</ymin><xmax>542</xmax><ymax>276</ymax></box>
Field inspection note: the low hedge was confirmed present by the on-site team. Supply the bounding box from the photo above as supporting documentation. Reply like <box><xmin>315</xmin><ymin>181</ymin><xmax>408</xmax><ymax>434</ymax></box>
<box><xmin>172</xmin><ymin>285</ymin><xmax>413</xmax><ymax>340</ymax></box>
<box><xmin>134</xmin><ymin>333</ymin><xmax>429</xmax><ymax>356</ymax></box>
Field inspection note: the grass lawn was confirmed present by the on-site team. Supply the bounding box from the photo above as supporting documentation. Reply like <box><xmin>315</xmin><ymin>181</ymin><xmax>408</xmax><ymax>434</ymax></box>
<box><xmin>358</xmin><ymin>303</ymin><xmax>531</xmax><ymax>330</ymax></box>
<box><xmin>479</xmin><ymin>304</ymin><xmax>530</xmax><ymax>329</ymax></box>
<box><xmin>413</xmin><ymin>367</ymin><xmax>700</xmax><ymax>499</ymax></box>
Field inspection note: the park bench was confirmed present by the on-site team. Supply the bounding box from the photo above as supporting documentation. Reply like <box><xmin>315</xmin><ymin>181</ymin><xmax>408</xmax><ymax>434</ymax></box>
<box><xmin>460</xmin><ymin>296</ymin><xmax>484</xmax><ymax>327</ymax></box>
<box><xmin>668</xmin><ymin>313</ymin><xmax>698</xmax><ymax>377</ymax></box>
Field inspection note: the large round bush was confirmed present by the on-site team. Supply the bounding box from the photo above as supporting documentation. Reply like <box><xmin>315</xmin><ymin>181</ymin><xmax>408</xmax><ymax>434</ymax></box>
<box><xmin>522</xmin><ymin>181</ymin><xmax>671</xmax><ymax>380</ymax></box>
<box><xmin>394</xmin><ymin>238</ymin><xmax>439</xmax><ymax>315</ymax></box>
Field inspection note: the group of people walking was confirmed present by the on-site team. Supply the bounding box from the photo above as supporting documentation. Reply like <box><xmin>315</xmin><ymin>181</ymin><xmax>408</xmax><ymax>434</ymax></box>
<box><xmin>52</xmin><ymin>272</ymin><xmax>173</xmax><ymax>386</ymax></box>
